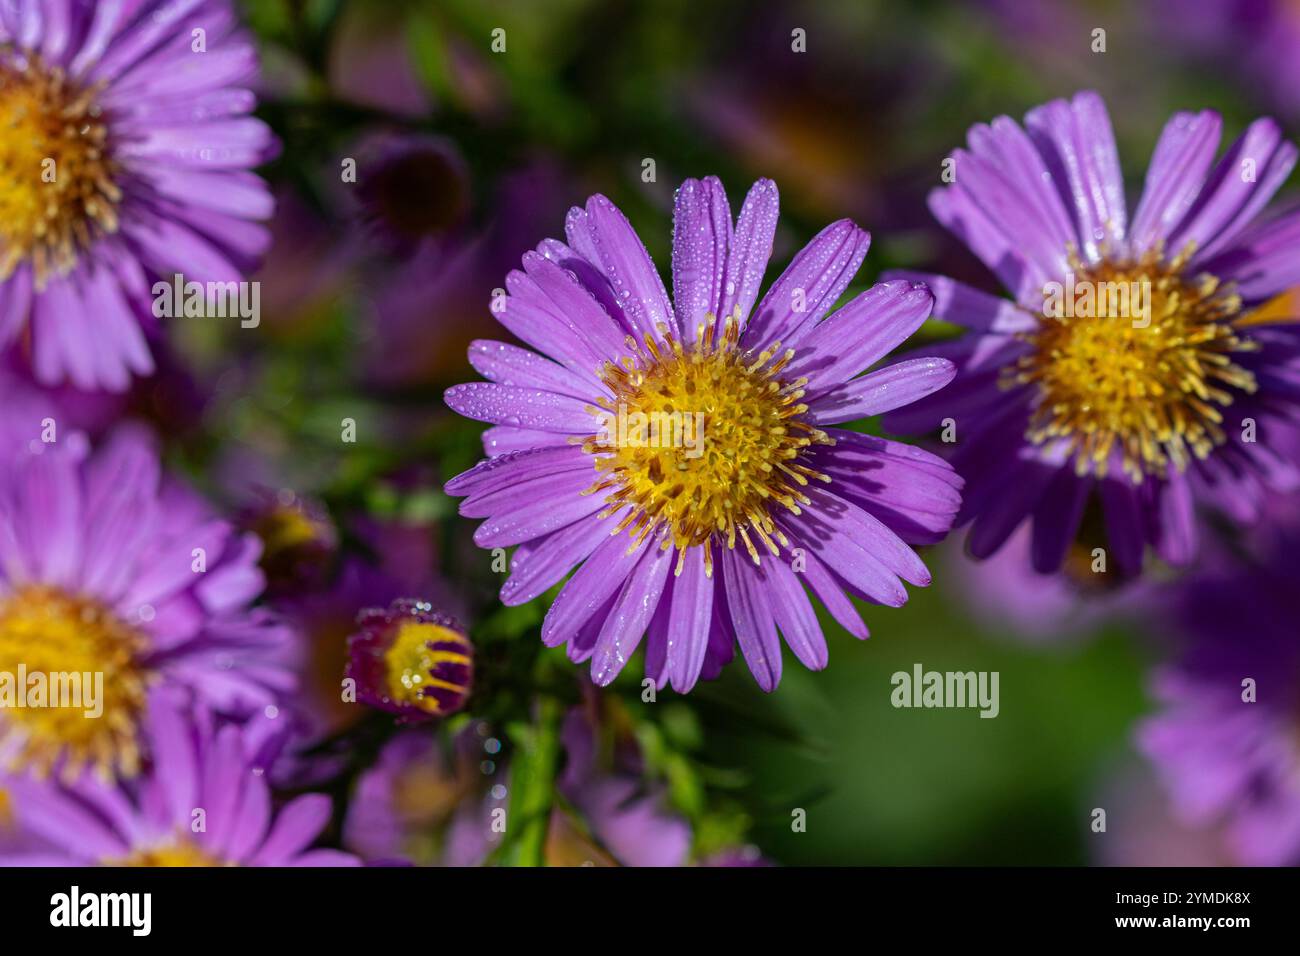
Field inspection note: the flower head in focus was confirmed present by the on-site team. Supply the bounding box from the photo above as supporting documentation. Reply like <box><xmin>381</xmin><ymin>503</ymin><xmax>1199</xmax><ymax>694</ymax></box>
<box><xmin>445</xmin><ymin>176</ymin><xmax>963</xmax><ymax>692</ymax></box>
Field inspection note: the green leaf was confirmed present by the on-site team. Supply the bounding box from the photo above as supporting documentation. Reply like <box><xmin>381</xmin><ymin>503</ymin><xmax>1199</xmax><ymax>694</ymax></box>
<box><xmin>496</xmin><ymin>695</ymin><xmax>563</xmax><ymax>866</ymax></box>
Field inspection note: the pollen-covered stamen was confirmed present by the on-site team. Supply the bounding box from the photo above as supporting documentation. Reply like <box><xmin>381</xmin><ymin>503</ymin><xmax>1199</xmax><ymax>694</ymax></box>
<box><xmin>0</xmin><ymin>52</ymin><xmax>121</xmax><ymax>286</ymax></box>
<box><xmin>0</xmin><ymin>585</ymin><xmax>151</xmax><ymax>782</ymax></box>
<box><xmin>1006</xmin><ymin>244</ymin><xmax>1258</xmax><ymax>483</ymax></box>
<box><xmin>580</xmin><ymin>308</ymin><xmax>833</xmax><ymax>576</ymax></box>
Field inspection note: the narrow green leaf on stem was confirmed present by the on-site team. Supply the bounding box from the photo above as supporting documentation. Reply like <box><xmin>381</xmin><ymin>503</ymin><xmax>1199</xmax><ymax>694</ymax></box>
<box><xmin>496</xmin><ymin>695</ymin><xmax>563</xmax><ymax>867</ymax></box>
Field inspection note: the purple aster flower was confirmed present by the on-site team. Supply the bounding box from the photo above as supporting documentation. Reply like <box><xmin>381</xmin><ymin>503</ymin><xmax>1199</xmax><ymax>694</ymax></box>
<box><xmin>351</xmin><ymin>132</ymin><xmax>471</xmax><ymax>254</ymax></box>
<box><xmin>326</xmin><ymin>1</ymin><xmax>433</xmax><ymax>119</ymax></box>
<box><xmin>1137</xmin><ymin>527</ymin><xmax>1300</xmax><ymax>866</ymax></box>
<box><xmin>1091</xmin><ymin>760</ymin><xmax>1231</xmax><ymax>867</ymax></box>
<box><xmin>1158</xmin><ymin>0</ymin><xmax>1300</xmax><ymax>119</ymax></box>
<box><xmin>345</xmin><ymin>599</ymin><xmax>473</xmax><ymax>722</ymax></box>
<box><xmin>947</xmin><ymin>525</ymin><xmax>1150</xmax><ymax>644</ymax></box>
<box><xmin>0</xmin><ymin>0</ymin><xmax>274</xmax><ymax>391</ymax></box>
<box><xmin>0</xmin><ymin>425</ymin><xmax>294</xmax><ymax>782</ymax></box>
<box><xmin>343</xmin><ymin>729</ymin><xmax>505</xmax><ymax>867</ymax></box>
<box><xmin>0</xmin><ymin>692</ymin><xmax>357</xmax><ymax>866</ymax></box>
<box><xmin>344</xmin><ymin>706</ymin><xmax>691</xmax><ymax>868</ymax></box>
<box><xmin>885</xmin><ymin>91</ymin><xmax>1300</xmax><ymax>576</ymax></box>
<box><xmin>237</xmin><ymin>487</ymin><xmax>338</xmax><ymax>598</ymax></box>
<box><xmin>554</xmin><ymin>706</ymin><xmax>691</xmax><ymax>867</ymax></box>
<box><xmin>444</xmin><ymin>177</ymin><xmax>962</xmax><ymax>692</ymax></box>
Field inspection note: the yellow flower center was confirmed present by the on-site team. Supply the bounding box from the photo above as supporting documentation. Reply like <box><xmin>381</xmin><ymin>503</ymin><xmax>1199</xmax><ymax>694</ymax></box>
<box><xmin>382</xmin><ymin>621</ymin><xmax>472</xmax><ymax>716</ymax></box>
<box><xmin>0</xmin><ymin>585</ymin><xmax>150</xmax><ymax>781</ymax></box>
<box><xmin>0</xmin><ymin>53</ymin><xmax>121</xmax><ymax>286</ymax></box>
<box><xmin>110</xmin><ymin>840</ymin><xmax>226</xmax><ymax>867</ymax></box>
<box><xmin>581</xmin><ymin>312</ymin><xmax>832</xmax><ymax>575</ymax></box>
<box><xmin>1007</xmin><ymin>248</ymin><xmax>1257</xmax><ymax>482</ymax></box>
<box><xmin>253</xmin><ymin>504</ymin><xmax>324</xmax><ymax>555</ymax></box>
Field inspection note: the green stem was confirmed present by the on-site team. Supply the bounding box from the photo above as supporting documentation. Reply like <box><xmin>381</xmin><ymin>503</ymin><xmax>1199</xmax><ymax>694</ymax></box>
<box><xmin>497</xmin><ymin>695</ymin><xmax>563</xmax><ymax>867</ymax></box>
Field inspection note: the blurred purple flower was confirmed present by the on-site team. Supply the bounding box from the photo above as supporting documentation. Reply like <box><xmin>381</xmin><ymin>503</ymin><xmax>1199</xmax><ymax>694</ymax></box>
<box><xmin>701</xmin><ymin>845</ymin><xmax>772</xmax><ymax>867</ymax></box>
<box><xmin>217</xmin><ymin>451</ymin><xmax>465</xmax><ymax>747</ymax></box>
<box><xmin>445</xmin><ymin>176</ymin><xmax>962</xmax><ymax>692</ymax></box>
<box><xmin>0</xmin><ymin>693</ymin><xmax>357</xmax><ymax>866</ymax></box>
<box><xmin>886</xmin><ymin>91</ymin><xmax>1300</xmax><ymax>577</ymax></box>
<box><xmin>251</xmin><ymin>188</ymin><xmax>360</xmax><ymax>340</ymax></box>
<box><xmin>1160</xmin><ymin>0</ymin><xmax>1300</xmax><ymax>117</ymax></box>
<box><xmin>351</xmin><ymin>132</ymin><xmax>471</xmax><ymax>254</ymax></box>
<box><xmin>344</xmin><ymin>706</ymin><xmax>691</xmax><ymax>867</ymax></box>
<box><xmin>343</xmin><ymin>729</ymin><xmax>504</xmax><ymax>867</ymax></box>
<box><xmin>0</xmin><ymin>0</ymin><xmax>275</xmax><ymax>391</ymax></box>
<box><xmin>1138</xmin><ymin>525</ymin><xmax>1300</xmax><ymax>866</ymax></box>
<box><xmin>554</xmin><ymin>707</ymin><xmax>690</xmax><ymax>867</ymax></box>
<box><xmin>260</xmin><ymin>515</ymin><xmax>465</xmax><ymax>790</ymax></box>
<box><xmin>1092</xmin><ymin>759</ymin><xmax>1232</xmax><ymax>867</ymax></box>
<box><xmin>679</xmin><ymin>0</ymin><xmax>955</xmax><ymax>230</ymax></box>
<box><xmin>0</xmin><ymin>359</ymin><xmax>124</xmax><ymax>441</ymax></box>
<box><xmin>0</xmin><ymin>425</ymin><xmax>294</xmax><ymax>782</ymax></box>
<box><xmin>326</xmin><ymin>1</ymin><xmax>433</xmax><ymax>119</ymax></box>
<box><xmin>0</xmin><ymin>758</ymin><xmax>26</xmax><ymax>854</ymax></box>
<box><xmin>947</xmin><ymin>525</ymin><xmax>1149</xmax><ymax>643</ymax></box>
<box><xmin>274</xmin><ymin>561</ymin><xmax>402</xmax><ymax>747</ymax></box>
<box><xmin>948</xmin><ymin>527</ymin><xmax>1095</xmax><ymax>641</ymax></box>
<box><xmin>363</xmin><ymin>160</ymin><xmax>573</xmax><ymax>388</ymax></box>
<box><xmin>238</xmin><ymin>487</ymin><xmax>338</xmax><ymax>598</ymax></box>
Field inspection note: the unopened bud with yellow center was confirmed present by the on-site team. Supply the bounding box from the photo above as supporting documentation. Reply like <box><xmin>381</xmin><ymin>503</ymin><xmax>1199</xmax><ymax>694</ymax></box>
<box><xmin>345</xmin><ymin>600</ymin><xmax>472</xmax><ymax>723</ymax></box>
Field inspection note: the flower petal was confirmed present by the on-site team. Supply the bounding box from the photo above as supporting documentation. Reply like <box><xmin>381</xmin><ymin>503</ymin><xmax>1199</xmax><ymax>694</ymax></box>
<box><xmin>1129</xmin><ymin>110</ymin><xmax>1223</xmax><ymax>254</ymax></box>
<box><xmin>590</xmin><ymin>541</ymin><xmax>673</xmax><ymax>686</ymax></box>
<box><xmin>806</xmin><ymin>357</ymin><xmax>955</xmax><ymax>424</ymax></box>
<box><xmin>720</xmin><ymin>548</ymin><xmax>782</xmax><ymax>692</ymax></box>
<box><xmin>720</xmin><ymin>178</ymin><xmax>779</xmax><ymax>329</ymax></box>
<box><xmin>789</xmin><ymin>280</ymin><xmax>935</xmax><ymax>391</ymax></box>
<box><xmin>744</xmin><ymin>219</ymin><xmax>869</xmax><ymax>349</ymax></box>
<box><xmin>671</xmin><ymin>176</ymin><xmax>731</xmax><ymax>340</ymax></box>
<box><xmin>666</xmin><ymin>544</ymin><xmax>716</xmax><ymax>693</ymax></box>
<box><xmin>444</xmin><ymin>382</ymin><xmax>599</xmax><ymax>434</ymax></box>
